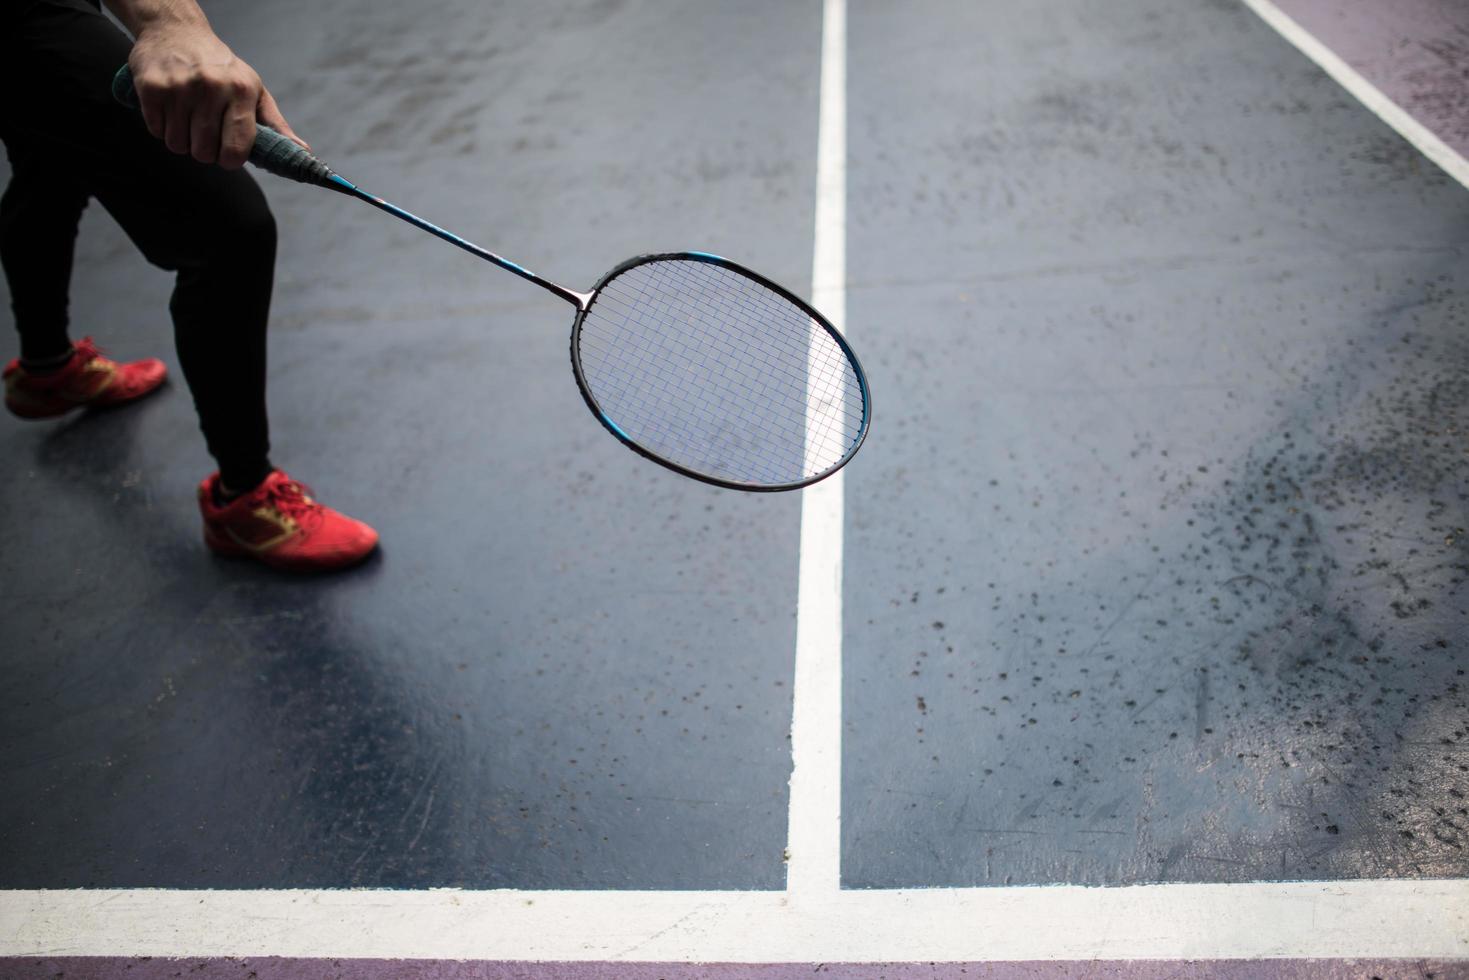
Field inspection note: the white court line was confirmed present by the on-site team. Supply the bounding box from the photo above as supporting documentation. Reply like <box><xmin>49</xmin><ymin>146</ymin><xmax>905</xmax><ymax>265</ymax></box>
<box><xmin>6</xmin><ymin>1</ymin><xmax>1469</xmax><ymax>967</ymax></box>
<box><xmin>786</xmin><ymin>0</ymin><xmax>846</xmax><ymax>900</ymax></box>
<box><xmin>1240</xmin><ymin>0</ymin><xmax>1469</xmax><ymax>190</ymax></box>
<box><xmin>3</xmin><ymin>882</ymin><xmax>1467</xmax><ymax>959</ymax></box>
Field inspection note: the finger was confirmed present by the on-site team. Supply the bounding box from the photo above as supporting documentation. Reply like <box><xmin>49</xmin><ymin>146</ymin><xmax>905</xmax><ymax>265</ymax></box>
<box><xmin>128</xmin><ymin>54</ymin><xmax>168</xmax><ymax>138</ymax></box>
<box><xmin>134</xmin><ymin>77</ymin><xmax>166</xmax><ymax>140</ymax></box>
<box><xmin>162</xmin><ymin>92</ymin><xmax>191</xmax><ymax>155</ymax></box>
<box><xmin>218</xmin><ymin>99</ymin><xmax>255</xmax><ymax>170</ymax></box>
<box><xmin>189</xmin><ymin>95</ymin><xmax>228</xmax><ymax>165</ymax></box>
<box><xmin>257</xmin><ymin>89</ymin><xmax>309</xmax><ymax>149</ymax></box>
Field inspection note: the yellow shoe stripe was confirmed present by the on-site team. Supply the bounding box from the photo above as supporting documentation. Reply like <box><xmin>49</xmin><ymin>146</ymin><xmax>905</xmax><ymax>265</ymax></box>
<box><xmin>222</xmin><ymin>507</ymin><xmax>300</xmax><ymax>554</ymax></box>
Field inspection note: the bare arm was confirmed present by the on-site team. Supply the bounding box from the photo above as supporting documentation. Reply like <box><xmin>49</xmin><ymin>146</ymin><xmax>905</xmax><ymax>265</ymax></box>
<box><xmin>102</xmin><ymin>0</ymin><xmax>305</xmax><ymax>169</ymax></box>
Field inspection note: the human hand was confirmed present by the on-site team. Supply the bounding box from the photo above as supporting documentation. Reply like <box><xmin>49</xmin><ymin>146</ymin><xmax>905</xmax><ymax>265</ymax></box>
<box><xmin>127</xmin><ymin>21</ymin><xmax>307</xmax><ymax>169</ymax></box>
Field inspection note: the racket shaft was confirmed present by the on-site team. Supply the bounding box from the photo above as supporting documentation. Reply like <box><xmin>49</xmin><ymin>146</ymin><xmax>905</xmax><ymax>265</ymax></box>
<box><xmin>327</xmin><ymin>176</ymin><xmax>587</xmax><ymax>309</ymax></box>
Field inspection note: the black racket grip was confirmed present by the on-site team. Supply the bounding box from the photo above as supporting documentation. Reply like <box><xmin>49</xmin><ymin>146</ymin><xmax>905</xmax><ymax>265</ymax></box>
<box><xmin>111</xmin><ymin>65</ymin><xmax>340</xmax><ymax>188</ymax></box>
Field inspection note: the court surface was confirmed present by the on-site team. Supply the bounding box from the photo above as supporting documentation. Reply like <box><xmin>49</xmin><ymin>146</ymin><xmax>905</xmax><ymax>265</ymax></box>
<box><xmin>1</xmin><ymin>0</ymin><xmax>1466</xmax><ymax>976</ymax></box>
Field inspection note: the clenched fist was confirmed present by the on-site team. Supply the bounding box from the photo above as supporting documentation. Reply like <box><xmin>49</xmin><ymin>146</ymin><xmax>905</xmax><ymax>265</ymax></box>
<box><xmin>113</xmin><ymin>1</ymin><xmax>305</xmax><ymax>169</ymax></box>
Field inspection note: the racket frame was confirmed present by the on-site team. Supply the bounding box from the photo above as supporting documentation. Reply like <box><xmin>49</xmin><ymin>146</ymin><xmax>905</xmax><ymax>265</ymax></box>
<box><xmin>570</xmin><ymin>251</ymin><xmax>870</xmax><ymax>492</ymax></box>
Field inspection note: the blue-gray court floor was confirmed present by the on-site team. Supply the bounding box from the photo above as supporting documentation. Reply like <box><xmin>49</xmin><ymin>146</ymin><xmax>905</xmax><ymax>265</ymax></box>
<box><xmin>1</xmin><ymin>0</ymin><xmax>1466</xmax><ymax>975</ymax></box>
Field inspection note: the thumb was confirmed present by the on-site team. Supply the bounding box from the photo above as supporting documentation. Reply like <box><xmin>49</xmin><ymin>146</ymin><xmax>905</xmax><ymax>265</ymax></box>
<box><xmin>257</xmin><ymin>88</ymin><xmax>309</xmax><ymax>150</ymax></box>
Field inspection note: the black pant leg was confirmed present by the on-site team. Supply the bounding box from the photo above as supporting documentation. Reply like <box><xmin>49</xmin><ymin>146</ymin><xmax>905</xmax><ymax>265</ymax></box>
<box><xmin>0</xmin><ymin>138</ymin><xmax>89</xmax><ymax>361</ymax></box>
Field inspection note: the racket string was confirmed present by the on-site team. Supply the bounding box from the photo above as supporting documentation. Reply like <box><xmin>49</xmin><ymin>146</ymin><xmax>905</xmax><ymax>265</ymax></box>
<box><xmin>577</xmin><ymin>258</ymin><xmax>865</xmax><ymax>485</ymax></box>
<box><xmin>589</xmin><ymin>268</ymin><xmax>861</xmax><ymax>455</ymax></box>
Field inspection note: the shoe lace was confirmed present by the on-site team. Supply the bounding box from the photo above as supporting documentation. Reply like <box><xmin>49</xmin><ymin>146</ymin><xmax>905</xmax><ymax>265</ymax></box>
<box><xmin>263</xmin><ymin>478</ymin><xmax>322</xmax><ymax>531</ymax></box>
<box><xmin>71</xmin><ymin>337</ymin><xmax>104</xmax><ymax>363</ymax></box>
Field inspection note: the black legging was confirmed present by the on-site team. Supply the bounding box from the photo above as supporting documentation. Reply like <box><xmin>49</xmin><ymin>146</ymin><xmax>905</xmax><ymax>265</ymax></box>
<box><xmin>1</xmin><ymin>0</ymin><xmax>275</xmax><ymax>489</ymax></box>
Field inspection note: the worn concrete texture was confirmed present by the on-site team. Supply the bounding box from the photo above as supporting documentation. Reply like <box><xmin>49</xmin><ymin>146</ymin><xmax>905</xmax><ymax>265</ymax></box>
<box><xmin>2</xmin><ymin>0</ymin><xmax>1466</xmax><ymax>900</ymax></box>
<box><xmin>841</xmin><ymin>0</ymin><xmax>1469</xmax><ymax>887</ymax></box>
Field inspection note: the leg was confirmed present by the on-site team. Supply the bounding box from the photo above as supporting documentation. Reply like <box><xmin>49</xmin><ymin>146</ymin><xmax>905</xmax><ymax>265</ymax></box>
<box><xmin>110</xmin><ymin>168</ymin><xmax>278</xmax><ymax>492</ymax></box>
<box><xmin>0</xmin><ymin>139</ymin><xmax>90</xmax><ymax>362</ymax></box>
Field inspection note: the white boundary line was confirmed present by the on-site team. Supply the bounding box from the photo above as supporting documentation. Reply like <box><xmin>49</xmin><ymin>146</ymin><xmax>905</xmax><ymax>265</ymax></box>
<box><xmin>5</xmin><ymin>0</ymin><xmax>1469</xmax><ymax>966</ymax></box>
<box><xmin>786</xmin><ymin>0</ymin><xmax>846</xmax><ymax>901</ymax></box>
<box><xmin>3</xmin><ymin>882</ymin><xmax>1467</xmax><ymax>959</ymax></box>
<box><xmin>1239</xmin><ymin>0</ymin><xmax>1469</xmax><ymax>189</ymax></box>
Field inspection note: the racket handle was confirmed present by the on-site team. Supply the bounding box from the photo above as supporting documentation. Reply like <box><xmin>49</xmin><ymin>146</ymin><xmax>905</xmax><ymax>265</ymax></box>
<box><xmin>111</xmin><ymin>65</ymin><xmax>341</xmax><ymax>189</ymax></box>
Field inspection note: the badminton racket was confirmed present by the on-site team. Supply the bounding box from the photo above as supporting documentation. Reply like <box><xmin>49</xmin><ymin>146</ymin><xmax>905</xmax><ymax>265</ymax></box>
<box><xmin>114</xmin><ymin>66</ymin><xmax>869</xmax><ymax>491</ymax></box>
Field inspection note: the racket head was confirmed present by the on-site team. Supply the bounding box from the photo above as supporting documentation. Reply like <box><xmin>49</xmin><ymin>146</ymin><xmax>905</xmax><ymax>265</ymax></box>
<box><xmin>571</xmin><ymin>252</ymin><xmax>870</xmax><ymax>492</ymax></box>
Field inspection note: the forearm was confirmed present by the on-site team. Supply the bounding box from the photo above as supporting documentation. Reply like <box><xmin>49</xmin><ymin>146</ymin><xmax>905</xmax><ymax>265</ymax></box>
<box><xmin>100</xmin><ymin>0</ymin><xmax>209</xmax><ymax>38</ymax></box>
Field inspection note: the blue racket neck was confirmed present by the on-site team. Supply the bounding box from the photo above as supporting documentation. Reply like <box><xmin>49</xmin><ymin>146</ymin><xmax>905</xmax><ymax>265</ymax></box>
<box><xmin>327</xmin><ymin>174</ymin><xmax>591</xmax><ymax>311</ymax></box>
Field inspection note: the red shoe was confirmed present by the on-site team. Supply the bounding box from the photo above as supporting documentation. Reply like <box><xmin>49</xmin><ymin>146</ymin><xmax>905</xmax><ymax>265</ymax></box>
<box><xmin>4</xmin><ymin>337</ymin><xmax>167</xmax><ymax>419</ymax></box>
<box><xmin>198</xmin><ymin>470</ymin><xmax>379</xmax><ymax>572</ymax></box>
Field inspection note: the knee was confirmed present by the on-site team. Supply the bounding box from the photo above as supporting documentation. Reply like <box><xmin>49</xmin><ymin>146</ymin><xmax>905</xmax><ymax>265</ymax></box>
<box><xmin>171</xmin><ymin>205</ymin><xmax>275</xmax><ymax>289</ymax></box>
<box><xmin>169</xmin><ymin>189</ymin><xmax>276</xmax><ymax>295</ymax></box>
<box><xmin>183</xmin><ymin>172</ymin><xmax>276</xmax><ymax>270</ymax></box>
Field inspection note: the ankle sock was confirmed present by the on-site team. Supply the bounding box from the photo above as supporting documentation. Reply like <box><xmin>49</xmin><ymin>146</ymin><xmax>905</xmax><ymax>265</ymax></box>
<box><xmin>215</xmin><ymin>467</ymin><xmax>273</xmax><ymax>506</ymax></box>
<box><xmin>20</xmin><ymin>348</ymin><xmax>75</xmax><ymax>376</ymax></box>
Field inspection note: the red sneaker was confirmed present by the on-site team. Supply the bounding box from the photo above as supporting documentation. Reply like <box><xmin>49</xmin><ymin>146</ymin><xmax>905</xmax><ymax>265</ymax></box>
<box><xmin>4</xmin><ymin>337</ymin><xmax>167</xmax><ymax>419</ymax></box>
<box><xmin>198</xmin><ymin>470</ymin><xmax>379</xmax><ymax>572</ymax></box>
